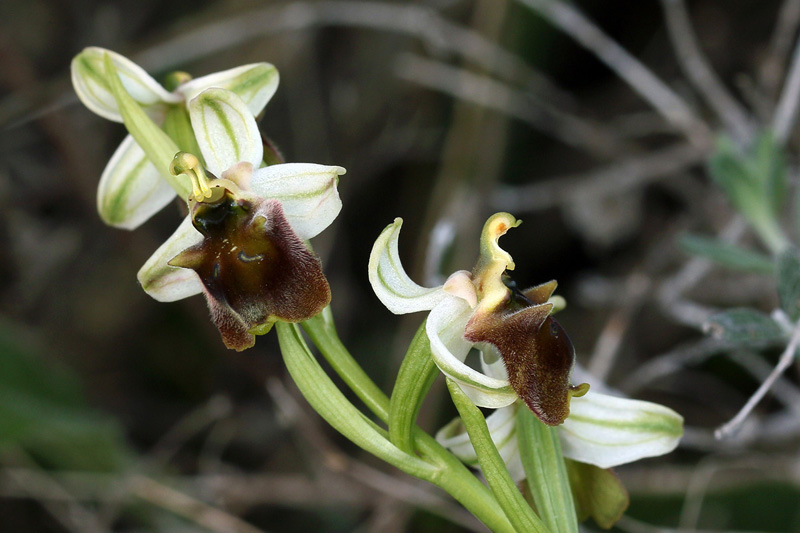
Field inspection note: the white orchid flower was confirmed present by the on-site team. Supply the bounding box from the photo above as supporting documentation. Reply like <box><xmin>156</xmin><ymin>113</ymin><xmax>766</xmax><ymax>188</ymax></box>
<box><xmin>71</xmin><ymin>47</ymin><xmax>279</xmax><ymax>229</ymax></box>
<box><xmin>138</xmin><ymin>87</ymin><xmax>344</xmax><ymax>351</ymax></box>
<box><xmin>369</xmin><ymin>214</ymin><xmax>683</xmax><ymax>470</ymax></box>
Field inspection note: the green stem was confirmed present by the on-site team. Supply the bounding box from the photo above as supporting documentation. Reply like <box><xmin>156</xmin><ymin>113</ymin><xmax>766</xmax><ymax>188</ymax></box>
<box><xmin>447</xmin><ymin>379</ymin><xmax>549</xmax><ymax>533</ymax></box>
<box><xmin>298</xmin><ymin>314</ymin><xmax>515</xmax><ymax>533</ymax></box>
<box><xmin>302</xmin><ymin>312</ymin><xmax>390</xmax><ymax>419</ymax></box>
<box><xmin>517</xmin><ymin>406</ymin><xmax>578</xmax><ymax>533</ymax></box>
<box><xmin>277</xmin><ymin>322</ymin><xmax>436</xmax><ymax>478</ymax></box>
<box><xmin>388</xmin><ymin>321</ymin><xmax>439</xmax><ymax>454</ymax></box>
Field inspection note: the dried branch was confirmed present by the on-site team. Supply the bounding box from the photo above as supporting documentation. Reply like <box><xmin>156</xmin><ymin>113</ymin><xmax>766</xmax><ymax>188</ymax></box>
<box><xmin>394</xmin><ymin>53</ymin><xmax>622</xmax><ymax>156</ymax></box>
<box><xmin>773</xmin><ymin>31</ymin><xmax>800</xmax><ymax>143</ymax></box>
<box><xmin>491</xmin><ymin>142</ymin><xmax>704</xmax><ymax>212</ymax></box>
<box><xmin>715</xmin><ymin>319</ymin><xmax>800</xmax><ymax>439</ymax></box>
<box><xmin>516</xmin><ymin>0</ymin><xmax>712</xmax><ymax>147</ymax></box>
<box><xmin>659</xmin><ymin>0</ymin><xmax>753</xmax><ymax>143</ymax></box>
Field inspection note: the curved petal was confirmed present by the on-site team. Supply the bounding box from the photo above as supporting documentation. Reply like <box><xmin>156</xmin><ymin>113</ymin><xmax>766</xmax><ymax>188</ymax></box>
<box><xmin>249</xmin><ymin>163</ymin><xmax>345</xmax><ymax>240</ymax></box>
<box><xmin>189</xmin><ymin>88</ymin><xmax>263</xmax><ymax>176</ymax></box>
<box><xmin>559</xmin><ymin>392</ymin><xmax>684</xmax><ymax>469</ymax></box>
<box><xmin>427</xmin><ymin>297</ymin><xmax>517</xmax><ymax>408</ymax></box>
<box><xmin>71</xmin><ymin>47</ymin><xmax>178</xmax><ymax>123</ymax></box>
<box><xmin>137</xmin><ymin>217</ymin><xmax>204</xmax><ymax>302</ymax></box>
<box><xmin>436</xmin><ymin>405</ymin><xmax>524</xmax><ymax>482</ymax></box>
<box><xmin>97</xmin><ymin>135</ymin><xmax>177</xmax><ymax>229</ymax></box>
<box><xmin>368</xmin><ymin>218</ymin><xmax>447</xmax><ymax>314</ymax></box>
<box><xmin>178</xmin><ymin>63</ymin><xmax>279</xmax><ymax>117</ymax></box>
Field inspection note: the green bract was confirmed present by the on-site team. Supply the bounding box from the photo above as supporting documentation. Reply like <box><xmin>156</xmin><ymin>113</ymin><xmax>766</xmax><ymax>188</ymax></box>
<box><xmin>369</xmin><ymin>214</ymin><xmax>683</xmax><ymax>469</ymax></box>
<box><xmin>71</xmin><ymin>47</ymin><xmax>279</xmax><ymax>229</ymax></box>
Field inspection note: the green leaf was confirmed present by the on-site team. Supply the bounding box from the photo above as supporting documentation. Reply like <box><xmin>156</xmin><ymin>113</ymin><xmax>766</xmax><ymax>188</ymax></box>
<box><xmin>518</xmin><ymin>406</ymin><xmax>578</xmax><ymax>533</ymax></box>
<box><xmin>565</xmin><ymin>459</ymin><xmax>629</xmax><ymax>529</ymax></box>
<box><xmin>703</xmin><ymin>308</ymin><xmax>785</xmax><ymax>345</ymax></box>
<box><xmin>0</xmin><ymin>321</ymin><xmax>130</xmax><ymax>471</ymax></box>
<box><xmin>103</xmin><ymin>53</ymin><xmax>191</xmax><ymax>200</ymax></box>
<box><xmin>752</xmin><ymin>132</ymin><xmax>787</xmax><ymax>216</ymax></box>
<box><xmin>778</xmin><ymin>248</ymin><xmax>800</xmax><ymax>321</ymax></box>
<box><xmin>446</xmin><ymin>379</ymin><xmax>549</xmax><ymax>533</ymax></box>
<box><xmin>679</xmin><ymin>234</ymin><xmax>775</xmax><ymax>275</ymax></box>
<box><xmin>388</xmin><ymin>321</ymin><xmax>439</xmax><ymax>455</ymax></box>
<box><xmin>708</xmin><ymin>136</ymin><xmax>760</xmax><ymax>218</ymax></box>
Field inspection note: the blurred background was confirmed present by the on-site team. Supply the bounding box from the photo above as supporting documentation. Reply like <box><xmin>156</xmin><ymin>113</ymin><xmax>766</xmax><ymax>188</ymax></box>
<box><xmin>1</xmin><ymin>0</ymin><xmax>800</xmax><ymax>531</ymax></box>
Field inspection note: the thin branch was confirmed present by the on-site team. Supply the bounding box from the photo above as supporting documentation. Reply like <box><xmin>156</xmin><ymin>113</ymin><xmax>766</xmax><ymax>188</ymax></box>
<box><xmin>659</xmin><ymin>0</ymin><xmax>753</xmax><ymax>144</ymax></box>
<box><xmin>657</xmin><ymin>217</ymin><xmax>748</xmax><ymax>328</ymax></box>
<box><xmin>130</xmin><ymin>1</ymin><xmax>571</xmax><ymax>108</ymax></box>
<box><xmin>516</xmin><ymin>0</ymin><xmax>712</xmax><ymax>148</ymax></box>
<box><xmin>760</xmin><ymin>0</ymin><xmax>800</xmax><ymax>99</ymax></box>
<box><xmin>491</xmin><ymin>142</ymin><xmax>704</xmax><ymax>212</ymax></box>
<box><xmin>130</xmin><ymin>475</ymin><xmax>267</xmax><ymax>533</ymax></box>
<box><xmin>394</xmin><ymin>53</ymin><xmax>622</xmax><ymax>156</ymax></box>
<box><xmin>715</xmin><ymin>319</ymin><xmax>800</xmax><ymax>439</ymax></box>
<box><xmin>774</xmin><ymin>33</ymin><xmax>800</xmax><ymax>144</ymax></box>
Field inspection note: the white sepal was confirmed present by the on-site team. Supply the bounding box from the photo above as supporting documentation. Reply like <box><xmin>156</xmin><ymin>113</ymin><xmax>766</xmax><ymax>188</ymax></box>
<box><xmin>559</xmin><ymin>392</ymin><xmax>684</xmax><ymax>469</ymax></box>
<box><xmin>427</xmin><ymin>296</ymin><xmax>517</xmax><ymax>408</ymax></box>
<box><xmin>178</xmin><ymin>63</ymin><xmax>279</xmax><ymax>117</ymax></box>
<box><xmin>250</xmin><ymin>163</ymin><xmax>345</xmax><ymax>240</ymax></box>
<box><xmin>97</xmin><ymin>135</ymin><xmax>177</xmax><ymax>230</ymax></box>
<box><xmin>368</xmin><ymin>218</ymin><xmax>447</xmax><ymax>314</ymax></box>
<box><xmin>71</xmin><ymin>47</ymin><xmax>179</xmax><ymax>123</ymax></box>
<box><xmin>189</xmin><ymin>88</ymin><xmax>263</xmax><ymax>176</ymax></box>
<box><xmin>137</xmin><ymin>217</ymin><xmax>204</xmax><ymax>302</ymax></box>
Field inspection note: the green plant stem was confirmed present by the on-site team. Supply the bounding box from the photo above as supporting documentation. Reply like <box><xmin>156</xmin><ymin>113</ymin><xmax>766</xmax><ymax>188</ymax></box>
<box><xmin>292</xmin><ymin>317</ymin><xmax>515</xmax><ymax>533</ymax></box>
<box><xmin>447</xmin><ymin>379</ymin><xmax>550</xmax><ymax>533</ymax></box>
<box><xmin>277</xmin><ymin>322</ymin><xmax>435</xmax><ymax>477</ymax></box>
<box><xmin>517</xmin><ymin>406</ymin><xmax>578</xmax><ymax>533</ymax></box>
<box><xmin>388</xmin><ymin>321</ymin><xmax>439</xmax><ymax>455</ymax></box>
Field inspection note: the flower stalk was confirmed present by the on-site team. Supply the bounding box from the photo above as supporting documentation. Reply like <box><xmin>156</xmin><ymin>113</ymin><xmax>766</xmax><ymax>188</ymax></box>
<box><xmin>517</xmin><ymin>406</ymin><xmax>578</xmax><ymax>533</ymax></box>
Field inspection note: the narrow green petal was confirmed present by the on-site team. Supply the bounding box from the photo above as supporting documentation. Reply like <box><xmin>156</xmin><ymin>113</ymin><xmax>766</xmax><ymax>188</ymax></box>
<box><xmin>368</xmin><ymin>218</ymin><xmax>446</xmax><ymax>314</ymax></box>
<box><xmin>250</xmin><ymin>163</ymin><xmax>345</xmax><ymax>240</ymax></box>
<box><xmin>97</xmin><ymin>135</ymin><xmax>177</xmax><ymax>229</ymax></box>
<box><xmin>188</xmin><ymin>88</ymin><xmax>263</xmax><ymax>176</ymax></box>
<box><xmin>559</xmin><ymin>392</ymin><xmax>683</xmax><ymax>468</ymax></box>
<box><xmin>71</xmin><ymin>47</ymin><xmax>178</xmax><ymax>123</ymax></box>
<box><xmin>178</xmin><ymin>63</ymin><xmax>279</xmax><ymax>117</ymax></box>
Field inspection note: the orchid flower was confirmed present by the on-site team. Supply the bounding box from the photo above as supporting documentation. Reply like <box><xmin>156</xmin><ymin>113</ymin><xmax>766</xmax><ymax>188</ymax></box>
<box><xmin>369</xmin><ymin>213</ymin><xmax>683</xmax><ymax>470</ymax></box>
<box><xmin>71</xmin><ymin>47</ymin><xmax>279</xmax><ymax>229</ymax></box>
<box><xmin>138</xmin><ymin>87</ymin><xmax>344</xmax><ymax>351</ymax></box>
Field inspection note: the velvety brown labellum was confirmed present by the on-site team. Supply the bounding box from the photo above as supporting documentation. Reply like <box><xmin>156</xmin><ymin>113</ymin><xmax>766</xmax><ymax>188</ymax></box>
<box><xmin>465</xmin><ymin>278</ymin><xmax>577</xmax><ymax>426</ymax></box>
<box><xmin>170</xmin><ymin>192</ymin><xmax>330</xmax><ymax>351</ymax></box>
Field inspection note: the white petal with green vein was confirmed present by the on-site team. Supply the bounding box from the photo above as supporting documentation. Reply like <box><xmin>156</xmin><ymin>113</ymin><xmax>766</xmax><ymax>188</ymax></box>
<box><xmin>137</xmin><ymin>217</ymin><xmax>204</xmax><ymax>302</ymax></box>
<box><xmin>250</xmin><ymin>163</ymin><xmax>345</xmax><ymax>240</ymax></box>
<box><xmin>368</xmin><ymin>218</ymin><xmax>447</xmax><ymax>314</ymax></box>
<box><xmin>189</xmin><ymin>88</ymin><xmax>263</xmax><ymax>176</ymax></box>
<box><xmin>427</xmin><ymin>296</ymin><xmax>517</xmax><ymax>408</ymax></box>
<box><xmin>97</xmin><ymin>135</ymin><xmax>177</xmax><ymax>230</ymax></box>
<box><xmin>71</xmin><ymin>47</ymin><xmax>179</xmax><ymax>123</ymax></box>
<box><xmin>178</xmin><ymin>63</ymin><xmax>279</xmax><ymax>117</ymax></box>
<box><xmin>559</xmin><ymin>392</ymin><xmax>683</xmax><ymax>468</ymax></box>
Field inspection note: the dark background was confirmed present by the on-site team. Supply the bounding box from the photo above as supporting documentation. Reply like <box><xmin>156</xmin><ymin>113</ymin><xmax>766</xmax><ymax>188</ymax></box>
<box><xmin>1</xmin><ymin>0</ymin><xmax>799</xmax><ymax>531</ymax></box>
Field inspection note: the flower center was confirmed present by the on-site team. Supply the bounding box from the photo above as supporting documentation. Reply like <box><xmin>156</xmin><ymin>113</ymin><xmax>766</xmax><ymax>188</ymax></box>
<box><xmin>170</xmin><ymin>152</ymin><xmax>224</xmax><ymax>203</ymax></box>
